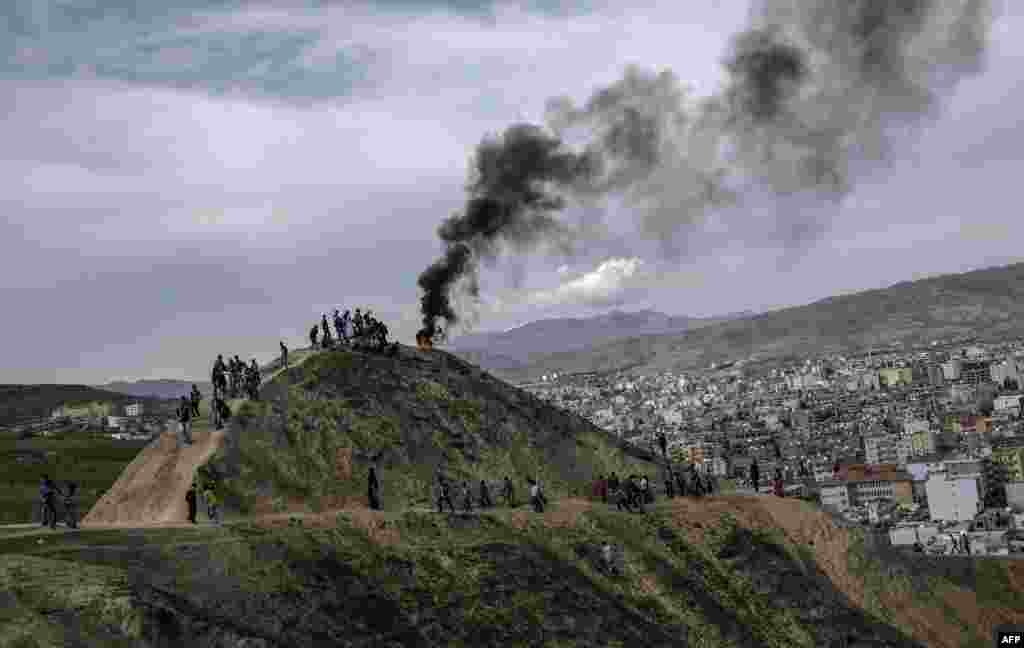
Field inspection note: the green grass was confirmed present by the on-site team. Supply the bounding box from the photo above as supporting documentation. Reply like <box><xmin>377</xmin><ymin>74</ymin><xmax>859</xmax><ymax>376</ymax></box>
<box><xmin>0</xmin><ymin>437</ymin><xmax>148</xmax><ymax>524</ymax></box>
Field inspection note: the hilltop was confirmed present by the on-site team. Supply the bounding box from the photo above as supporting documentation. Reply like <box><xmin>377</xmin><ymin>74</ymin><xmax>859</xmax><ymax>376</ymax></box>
<box><xmin>1</xmin><ymin>344</ymin><xmax>1022</xmax><ymax>646</ymax></box>
<box><xmin>498</xmin><ymin>261</ymin><xmax>1024</xmax><ymax>381</ymax></box>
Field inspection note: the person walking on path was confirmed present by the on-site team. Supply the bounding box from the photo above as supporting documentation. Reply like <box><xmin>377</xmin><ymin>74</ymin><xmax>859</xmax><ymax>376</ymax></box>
<box><xmin>501</xmin><ymin>476</ymin><xmax>515</xmax><ymax>507</ymax></box>
<box><xmin>39</xmin><ymin>475</ymin><xmax>58</xmax><ymax>529</ymax></box>
<box><xmin>529</xmin><ymin>478</ymin><xmax>545</xmax><ymax>513</ymax></box>
<box><xmin>177</xmin><ymin>396</ymin><xmax>193</xmax><ymax>446</ymax></box>
<box><xmin>436</xmin><ymin>475</ymin><xmax>456</xmax><ymax>513</ymax></box>
<box><xmin>279</xmin><ymin>341</ymin><xmax>289</xmax><ymax>370</ymax></box>
<box><xmin>368</xmin><ymin>466</ymin><xmax>381</xmax><ymax>511</ymax></box>
<box><xmin>186</xmin><ymin>483</ymin><xmax>198</xmax><ymax>524</ymax></box>
<box><xmin>479</xmin><ymin>480</ymin><xmax>493</xmax><ymax>508</ymax></box>
<box><xmin>60</xmin><ymin>481</ymin><xmax>78</xmax><ymax>529</ymax></box>
<box><xmin>190</xmin><ymin>384</ymin><xmax>202</xmax><ymax>417</ymax></box>
<box><xmin>204</xmin><ymin>483</ymin><xmax>222</xmax><ymax>525</ymax></box>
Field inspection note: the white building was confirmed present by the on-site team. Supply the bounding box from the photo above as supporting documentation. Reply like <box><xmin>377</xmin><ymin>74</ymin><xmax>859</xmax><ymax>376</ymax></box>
<box><xmin>994</xmin><ymin>394</ymin><xmax>1022</xmax><ymax>416</ymax></box>
<box><xmin>820</xmin><ymin>483</ymin><xmax>850</xmax><ymax>512</ymax></box>
<box><xmin>925</xmin><ymin>474</ymin><xmax>982</xmax><ymax>522</ymax></box>
<box><xmin>125</xmin><ymin>402</ymin><xmax>143</xmax><ymax>417</ymax></box>
<box><xmin>902</xmin><ymin>418</ymin><xmax>930</xmax><ymax>439</ymax></box>
<box><xmin>941</xmin><ymin>360</ymin><xmax>962</xmax><ymax>381</ymax></box>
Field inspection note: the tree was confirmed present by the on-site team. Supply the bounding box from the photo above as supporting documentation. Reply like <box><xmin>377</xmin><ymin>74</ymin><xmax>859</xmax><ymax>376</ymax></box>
<box><xmin>983</xmin><ymin>460</ymin><xmax>1009</xmax><ymax>509</ymax></box>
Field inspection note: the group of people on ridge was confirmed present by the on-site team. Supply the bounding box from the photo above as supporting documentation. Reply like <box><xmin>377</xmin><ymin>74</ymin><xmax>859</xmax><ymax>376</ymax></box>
<box><xmin>433</xmin><ymin>474</ymin><xmax>540</xmax><ymax>514</ymax></box>
<box><xmin>310</xmin><ymin>308</ymin><xmax>392</xmax><ymax>353</ymax></box>
<box><xmin>212</xmin><ymin>354</ymin><xmax>262</xmax><ymax>401</ymax></box>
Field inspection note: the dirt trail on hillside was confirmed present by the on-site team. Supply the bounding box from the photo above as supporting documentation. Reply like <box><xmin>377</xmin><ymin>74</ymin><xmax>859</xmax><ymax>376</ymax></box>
<box><xmin>79</xmin><ymin>350</ymin><xmax>324</xmax><ymax>528</ymax></box>
<box><xmin>81</xmin><ymin>427</ymin><xmax>226</xmax><ymax>527</ymax></box>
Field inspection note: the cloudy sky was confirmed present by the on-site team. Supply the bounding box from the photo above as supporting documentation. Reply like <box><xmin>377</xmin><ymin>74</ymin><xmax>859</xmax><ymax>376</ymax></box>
<box><xmin>3</xmin><ymin>0</ymin><xmax>1022</xmax><ymax>384</ymax></box>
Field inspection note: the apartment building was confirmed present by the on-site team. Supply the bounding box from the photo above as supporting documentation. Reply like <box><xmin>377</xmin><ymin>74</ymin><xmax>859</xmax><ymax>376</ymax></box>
<box><xmin>925</xmin><ymin>472</ymin><xmax>983</xmax><ymax>522</ymax></box>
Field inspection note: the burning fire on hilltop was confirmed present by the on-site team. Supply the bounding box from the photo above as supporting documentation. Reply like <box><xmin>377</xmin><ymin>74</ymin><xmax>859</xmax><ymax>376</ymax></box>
<box><xmin>415</xmin><ymin>329</ymin><xmax>434</xmax><ymax>351</ymax></box>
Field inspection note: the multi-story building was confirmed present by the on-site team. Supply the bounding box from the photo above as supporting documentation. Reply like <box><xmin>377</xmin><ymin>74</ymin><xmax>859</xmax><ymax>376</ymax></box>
<box><xmin>925</xmin><ymin>472</ymin><xmax>983</xmax><ymax>522</ymax></box>
<box><xmin>124</xmin><ymin>402</ymin><xmax>143</xmax><ymax>417</ymax></box>
<box><xmin>864</xmin><ymin>434</ymin><xmax>901</xmax><ymax>465</ymax></box>
<box><xmin>960</xmin><ymin>360</ymin><xmax>992</xmax><ymax>386</ymax></box>
<box><xmin>820</xmin><ymin>483</ymin><xmax>851</xmax><ymax>512</ymax></box>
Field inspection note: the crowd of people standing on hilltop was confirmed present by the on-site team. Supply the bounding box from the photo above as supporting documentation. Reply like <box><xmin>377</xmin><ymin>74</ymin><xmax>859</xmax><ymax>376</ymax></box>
<box><xmin>308</xmin><ymin>308</ymin><xmax>393</xmax><ymax>354</ymax></box>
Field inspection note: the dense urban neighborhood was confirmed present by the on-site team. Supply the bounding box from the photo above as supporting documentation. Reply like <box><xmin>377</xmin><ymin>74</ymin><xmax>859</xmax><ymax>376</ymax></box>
<box><xmin>522</xmin><ymin>336</ymin><xmax>1024</xmax><ymax>556</ymax></box>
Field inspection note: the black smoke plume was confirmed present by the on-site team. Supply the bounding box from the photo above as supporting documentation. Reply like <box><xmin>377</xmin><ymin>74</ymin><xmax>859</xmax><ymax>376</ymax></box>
<box><xmin>418</xmin><ymin>0</ymin><xmax>991</xmax><ymax>337</ymax></box>
<box><xmin>418</xmin><ymin>124</ymin><xmax>600</xmax><ymax>341</ymax></box>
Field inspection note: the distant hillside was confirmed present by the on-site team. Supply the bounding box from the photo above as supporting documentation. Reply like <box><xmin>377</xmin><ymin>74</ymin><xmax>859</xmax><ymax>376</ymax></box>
<box><xmin>498</xmin><ymin>261</ymin><xmax>1024</xmax><ymax>381</ymax></box>
<box><xmin>98</xmin><ymin>379</ymin><xmax>213</xmax><ymax>400</ymax></box>
<box><xmin>447</xmin><ymin>308</ymin><xmax>751</xmax><ymax>371</ymax></box>
<box><xmin>0</xmin><ymin>385</ymin><xmax>162</xmax><ymax>426</ymax></box>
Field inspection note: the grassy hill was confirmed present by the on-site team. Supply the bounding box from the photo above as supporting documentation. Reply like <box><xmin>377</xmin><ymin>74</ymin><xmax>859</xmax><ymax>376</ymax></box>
<box><xmin>496</xmin><ymin>261</ymin><xmax>1024</xmax><ymax>381</ymax></box>
<box><xmin>1</xmin><ymin>344</ymin><xmax>1022</xmax><ymax>646</ymax></box>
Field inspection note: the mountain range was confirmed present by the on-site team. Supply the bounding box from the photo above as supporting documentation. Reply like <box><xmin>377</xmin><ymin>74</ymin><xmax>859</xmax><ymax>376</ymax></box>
<box><xmin>447</xmin><ymin>309</ymin><xmax>754</xmax><ymax>372</ymax></box>
<box><xmin>485</xmin><ymin>261</ymin><xmax>1024</xmax><ymax>382</ymax></box>
<box><xmin>96</xmin><ymin>379</ymin><xmax>214</xmax><ymax>400</ymax></box>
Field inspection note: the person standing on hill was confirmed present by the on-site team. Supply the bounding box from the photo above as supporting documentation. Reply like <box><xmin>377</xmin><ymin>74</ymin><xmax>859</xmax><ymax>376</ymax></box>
<box><xmin>501</xmin><ymin>476</ymin><xmax>515</xmax><ymax>507</ymax></box>
<box><xmin>61</xmin><ymin>481</ymin><xmax>78</xmax><ymax>529</ymax></box>
<box><xmin>529</xmin><ymin>478</ymin><xmax>545</xmax><ymax>513</ymax></box>
<box><xmin>185</xmin><ymin>483</ymin><xmax>198</xmax><ymax>524</ymax></box>
<box><xmin>39</xmin><ymin>475</ymin><xmax>58</xmax><ymax>529</ymax></box>
<box><xmin>658</xmin><ymin>432</ymin><xmax>668</xmax><ymax>459</ymax></box>
<box><xmin>280</xmin><ymin>341</ymin><xmax>289</xmax><ymax>370</ymax></box>
<box><xmin>232</xmin><ymin>356</ymin><xmax>244</xmax><ymax>398</ymax></box>
<box><xmin>664</xmin><ymin>473</ymin><xmax>675</xmax><ymax>499</ymax></box>
<box><xmin>177</xmin><ymin>395</ymin><xmax>193</xmax><ymax>445</ymax></box>
<box><xmin>247</xmin><ymin>360</ymin><xmax>261</xmax><ymax>400</ymax></box>
<box><xmin>212</xmin><ymin>355</ymin><xmax>227</xmax><ymax>398</ymax></box>
<box><xmin>190</xmin><ymin>384</ymin><xmax>202</xmax><ymax>417</ymax></box>
<box><xmin>479</xmin><ymin>480</ymin><xmax>493</xmax><ymax>508</ymax></box>
<box><xmin>750</xmin><ymin>460</ymin><xmax>761</xmax><ymax>494</ymax></box>
<box><xmin>353</xmin><ymin>308</ymin><xmax>364</xmax><ymax>340</ymax></box>
<box><xmin>461</xmin><ymin>481</ymin><xmax>474</xmax><ymax>513</ymax></box>
<box><xmin>310</xmin><ymin>324</ymin><xmax>320</xmax><ymax>350</ymax></box>
<box><xmin>204</xmin><ymin>482</ymin><xmax>221</xmax><ymax>525</ymax></box>
<box><xmin>321</xmin><ymin>314</ymin><xmax>333</xmax><ymax>349</ymax></box>
<box><xmin>368</xmin><ymin>466</ymin><xmax>381</xmax><ymax>511</ymax></box>
<box><xmin>436</xmin><ymin>475</ymin><xmax>456</xmax><ymax>513</ymax></box>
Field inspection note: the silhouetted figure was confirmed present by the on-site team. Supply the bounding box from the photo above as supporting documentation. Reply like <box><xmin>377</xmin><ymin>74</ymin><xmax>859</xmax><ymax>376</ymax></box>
<box><xmin>178</xmin><ymin>396</ymin><xmax>193</xmax><ymax>445</ymax></box>
<box><xmin>280</xmin><ymin>341</ymin><xmax>288</xmax><ymax>369</ymax></box>
<box><xmin>665</xmin><ymin>474</ymin><xmax>675</xmax><ymax>498</ymax></box>
<box><xmin>479</xmin><ymin>480</ymin><xmax>493</xmax><ymax>508</ymax></box>
<box><xmin>333</xmin><ymin>309</ymin><xmax>345</xmax><ymax>345</ymax></box>
<box><xmin>437</xmin><ymin>476</ymin><xmax>456</xmax><ymax>513</ymax></box>
<box><xmin>461</xmin><ymin>481</ymin><xmax>474</xmax><ymax>513</ymax></box>
<box><xmin>310</xmin><ymin>324</ymin><xmax>320</xmax><ymax>349</ymax></box>
<box><xmin>190</xmin><ymin>384</ymin><xmax>202</xmax><ymax>417</ymax></box>
<box><xmin>232</xmin><ymin>356</ymin><xmax>244</xmax><ymax>398</ymax></box>
<box><xmin>658</xmin><ymin>432</ymin><xmax>668</xmax><ymax>459</ymax></box>
<box><xmin>61</xmin><ymin>481</ymin><xmax>78</xmax><ymax>529</ymax></box>
<box><xmin>212</xmin><ymin>355</ymin><xmax>227</xmax><ymax>398</ymax></box>
<box><xmin>502</xmin><ymin>476</ymin><xmax>515</xmax><ymax>507</ymax></box>
<box><xmin>750</xmin><ymin>460</ymin><xmax>760</xmax><ymax>493</ymax></box>
<box><xmin>186</xmin><ymin>483</ymin><xmax>198</xmax><ymax>524</ymax></box>
<box><xmin>529</xmin><ymin>479</ymin><xmax>545</xmax><ymax>513</ymax></box>
<box><xmin>39</xmin><ymin>475</ymin><xmax>57</xmax><ymax>529</ymax></box>
<box><xmin>368</xmin><ymin>466</ymin><xmax>381</xmax><ymax>510</ymax></box>
<box><xmin>321</xmin><ymin>314</ymin><xmax>333</xmax><ymax>348</ymax></box>
<box><xmin>353</xmin><ymin>308</ymin><xmax>364</xmax><ymax>340</ymax></box>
